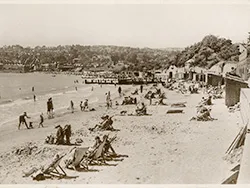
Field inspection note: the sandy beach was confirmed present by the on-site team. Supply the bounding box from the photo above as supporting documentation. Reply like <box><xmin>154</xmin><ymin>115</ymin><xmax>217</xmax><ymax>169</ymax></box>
<box><xmin>0</xmin><ymin>82</ymin><xmax>243</xmax><ymax>184</ymax></box>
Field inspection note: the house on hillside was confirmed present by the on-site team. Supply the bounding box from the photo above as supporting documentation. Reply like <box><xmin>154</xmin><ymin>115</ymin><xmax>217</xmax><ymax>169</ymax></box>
<box><xmin>184</xmin><ymin>59</ymin><xmax>195</xmax><ymax>80</ymax></box>
<box><xmin>236</xmin><ymin>43</ymin><xmax>250</xmax><ymax>80</ymax></box>
<box><xmin>176</xmin><ymin>67</ymin><xmax>187</xmax><ymax>80</ymax></box>
<box><xmin>192</xmin><ymin>67</ymin><xmax>206</xmax><ymax>82</ymax></box>
<box><xmin>166</xmin><ymin>65</ymin><xmax>178</xmax><ymax>79</ymax></box>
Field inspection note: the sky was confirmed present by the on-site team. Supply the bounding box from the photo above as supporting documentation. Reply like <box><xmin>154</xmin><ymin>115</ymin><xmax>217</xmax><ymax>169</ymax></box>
<box><xmin>0</xmin><ymin>1</ymin><xmax>250</xmax><ymax>48</ymax></box>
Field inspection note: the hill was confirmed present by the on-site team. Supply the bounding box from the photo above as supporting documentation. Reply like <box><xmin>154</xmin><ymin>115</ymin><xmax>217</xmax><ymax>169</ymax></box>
<box><xmin>0</xmin><ymin>35</ymin><xmax>241</xmax><ymax>72</ymax></box>
<box><xmin>173</xmin><ymin>35</ymin><xmax>240</xmax><ymax>68</ymax></box>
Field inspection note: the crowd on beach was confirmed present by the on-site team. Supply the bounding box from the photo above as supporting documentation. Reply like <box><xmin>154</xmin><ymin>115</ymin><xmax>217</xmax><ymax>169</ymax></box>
<box><xmin>14</xmin><ymin>72</ymin><xmax>232</xmax><ymax>182</ymax></box>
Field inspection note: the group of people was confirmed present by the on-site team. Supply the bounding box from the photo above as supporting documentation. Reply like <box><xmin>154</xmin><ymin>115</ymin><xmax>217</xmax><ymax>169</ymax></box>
<box><xmin>80</xmin><ymin>99</ymin><xmax>89</xmax><ymax>111</ymax></box>
<box><xmin>18</xmin><ymin>112</ymin><xmax>44</xmax><ymax>130</ymax></box>
<box><xmin>69</xmin><ymin>99</ymin><xmax>89</xmax><ymax>113</ymax></box>
<box><xmin>191</xmin><ymin>96</ymin><xmax>215</xmax><ymax>121</ymax></box>
<box><xmin>144</xmin><ymin>87</ymin><xmax>166</xmax><ymax>105</ymax></box>
<box><xmin>135</xmin><ymin>102</ymin><xmax>147</xmax><ymax>115</ymax></box>
<box><xmin>18</xmin><ymin>97</ymin><xmax>53</xmax><ymax>130</ymax></box>
<box><xmin>45</xmin><ymin>124</ymin><xmax>72</xmax><ymax>145</ymax></box>
<box><xmin>122</xmin><ymin>96</ymin><xmax>137</xmax><ymax>105</ymax></box>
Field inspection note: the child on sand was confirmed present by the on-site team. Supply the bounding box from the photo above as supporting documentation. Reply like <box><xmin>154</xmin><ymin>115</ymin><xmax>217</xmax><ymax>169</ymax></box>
<box><xmin>83</xmin><ymin>99</ymin><xmax>89</xmax><ymax>111</ymax></box>
<box><xmin>80</xmin><ymin>101</ymin><xmax>84</xmax><ymax>111</ymax></box>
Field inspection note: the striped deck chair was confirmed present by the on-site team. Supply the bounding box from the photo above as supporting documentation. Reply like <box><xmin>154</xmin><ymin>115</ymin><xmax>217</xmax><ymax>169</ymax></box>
<box><xmin>87</xmin><ymin>136</ymin><xmax>108</xmax><ymax>165</ymax></box>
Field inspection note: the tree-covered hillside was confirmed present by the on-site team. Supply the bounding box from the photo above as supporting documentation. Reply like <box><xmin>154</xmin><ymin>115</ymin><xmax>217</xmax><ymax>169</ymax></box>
<box><xmin>0</xmin><ymin>35</ymin><xmax>241</xmax><ymax>72</ymax></box>
<box><xmin>173</xmin><ymin>35</ymin><xmax>240</xmax><ymax>68</ymax></box>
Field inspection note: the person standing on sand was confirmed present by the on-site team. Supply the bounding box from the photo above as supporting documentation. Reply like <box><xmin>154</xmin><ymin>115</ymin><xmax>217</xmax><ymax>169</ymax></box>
<box><xmin>32</xmin><ymin>86</ymin><xmax>34</xmax><ymax>92</ymax></box>
<box><xmin>18</xmin><ymin>112</ymin><xmax>30</xmax><ymax>130</ymax></box>
<box><xmin>63</xmin><ymin>124</ymin><xmax>72</xmax><ymax>145</ymax></box>
<box><xmin>33</xmin><ymin>94</ymin><xmax>36</xmax><ymax>102</ymax></box>
<box><xmin>118</xmin><ymin>86</ymin><xmax>122</xmax><ymax>97</ymax></box>
<box><xmin>140</xmin><ymin>85</ymin><xmax>143</xmax><ymax>93</ymax></box>
<box><xmin>38</xmin><ymin>113</ymin><xmax>44</xmax><ymax>128</ymax></box>
<box><xmin>80</xmin><ymin>101</ymin><xmax>84</xmax><ymax>111</ymax></box>
<box><xmin>70</xmin><ymin>100</ymin><xmax>74</xmax><ymax>113</ymax></box>
<box><xmin>55</xmin><ymin>125</ymin><xmax>64</xmax><ymax>145</ymax></box>
<box><xmin>106</xmin><ymin>92</ymin><xmax>111</xmax><ymax>109</ymax></box>
<box><xmin>47</xmin><ymin>98</ymin><xmax>54</xmax><ymax>118</ymax></box>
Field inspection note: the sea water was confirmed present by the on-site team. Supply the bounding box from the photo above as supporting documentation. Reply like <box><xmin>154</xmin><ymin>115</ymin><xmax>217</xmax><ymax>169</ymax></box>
<box><xmin>0</xmin><ymin>72</ymin><xmax>105</xmax><ymax>127</ymax></box>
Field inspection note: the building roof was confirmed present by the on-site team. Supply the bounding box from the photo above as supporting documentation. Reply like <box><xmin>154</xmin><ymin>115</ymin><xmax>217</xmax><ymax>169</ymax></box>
<box><xmin>239</xmin><ymin>43</ymin><xmax>250</xmax><ymax>58</ymax></box>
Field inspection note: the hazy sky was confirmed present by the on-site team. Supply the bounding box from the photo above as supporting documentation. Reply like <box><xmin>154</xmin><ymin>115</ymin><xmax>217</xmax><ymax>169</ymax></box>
<box><xmin>0</xmin><ymin>2</ymin><xmax>250</xmax><ymax>48</ymax></box>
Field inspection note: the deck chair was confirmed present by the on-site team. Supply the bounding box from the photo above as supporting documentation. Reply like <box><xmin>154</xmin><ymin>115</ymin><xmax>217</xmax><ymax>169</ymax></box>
<box><xmin>64</xmin><ymin>147</ymin><xmax>89</xmax><ymax>170</ymax></box>
<box><xmin>32</xmin><ymin>155</ymin><xmax>67</xmax><ymax>181</ymax></box>
<box><xmin>87</xmin><ymin>136</ymin><xmax>108</xmax><ymax>165</ymax></box>
<box><xmin>43</xmin><ymin>155</ymin><xmax>67</xmax><ymax>178</ymax></box>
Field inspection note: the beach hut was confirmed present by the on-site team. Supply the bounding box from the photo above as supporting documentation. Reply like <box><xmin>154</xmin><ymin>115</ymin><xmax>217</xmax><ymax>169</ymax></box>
<box><xmin>225</xmin><ymin>75</ymin><xmax>248</xmax><ymax>107</ymax></box>
<box><xmin>207</xmin><ymin>72</ymin><xmax>223</xmax><ymax>86</ymax></box>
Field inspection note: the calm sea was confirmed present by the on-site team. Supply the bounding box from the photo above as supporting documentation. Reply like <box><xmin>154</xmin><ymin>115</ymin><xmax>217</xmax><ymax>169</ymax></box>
<box><xmin>0</xmin><ymin>72</ymin><xmax>93</xmax><ymax>127</ymax></box>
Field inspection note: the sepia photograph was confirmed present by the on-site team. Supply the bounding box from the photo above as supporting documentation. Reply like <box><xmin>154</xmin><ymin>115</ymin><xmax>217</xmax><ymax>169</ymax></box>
<box><xmin>0</xmin><ymin>0</ymin><xmax>250</xmax><ymax>185</ymax></box>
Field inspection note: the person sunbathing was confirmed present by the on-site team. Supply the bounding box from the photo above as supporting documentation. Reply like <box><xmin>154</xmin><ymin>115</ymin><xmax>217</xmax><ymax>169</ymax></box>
<box><xmin>89</xmin><ymin>116</ymin><xmax>114</xmax><ymax>131</ymax></box>
<box><xmin>102</xmin><ymin>135</ymin><xmax>116</xmax><ymax>156</ymax></box>
<box><xmin>93</xmin><ymin>136</ymin><xmax>102</xmax><ymax>149</ymax></box>
<box><xmin>122</xmin><ymin>96</ymin><xmax>136</xmax><ymax>105</ymax></box>
<box><xmin>191</xmin><ymin>105</ymin><xmax>214</xmax><ymax>121</ymax></box>
<box><xmin>24</xmin><ymin>154</ymin><xmax>64</xmax><ymax>180</ymax></box>
<box><xmin>135</xmin><ymin>102</ymin><xmax>147</xmax><ymax>115</ymax></box>
<box><xmin>131</xmin><ymin>88</ymin><xmax>139</xmax><ymax>95</ymax></box>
